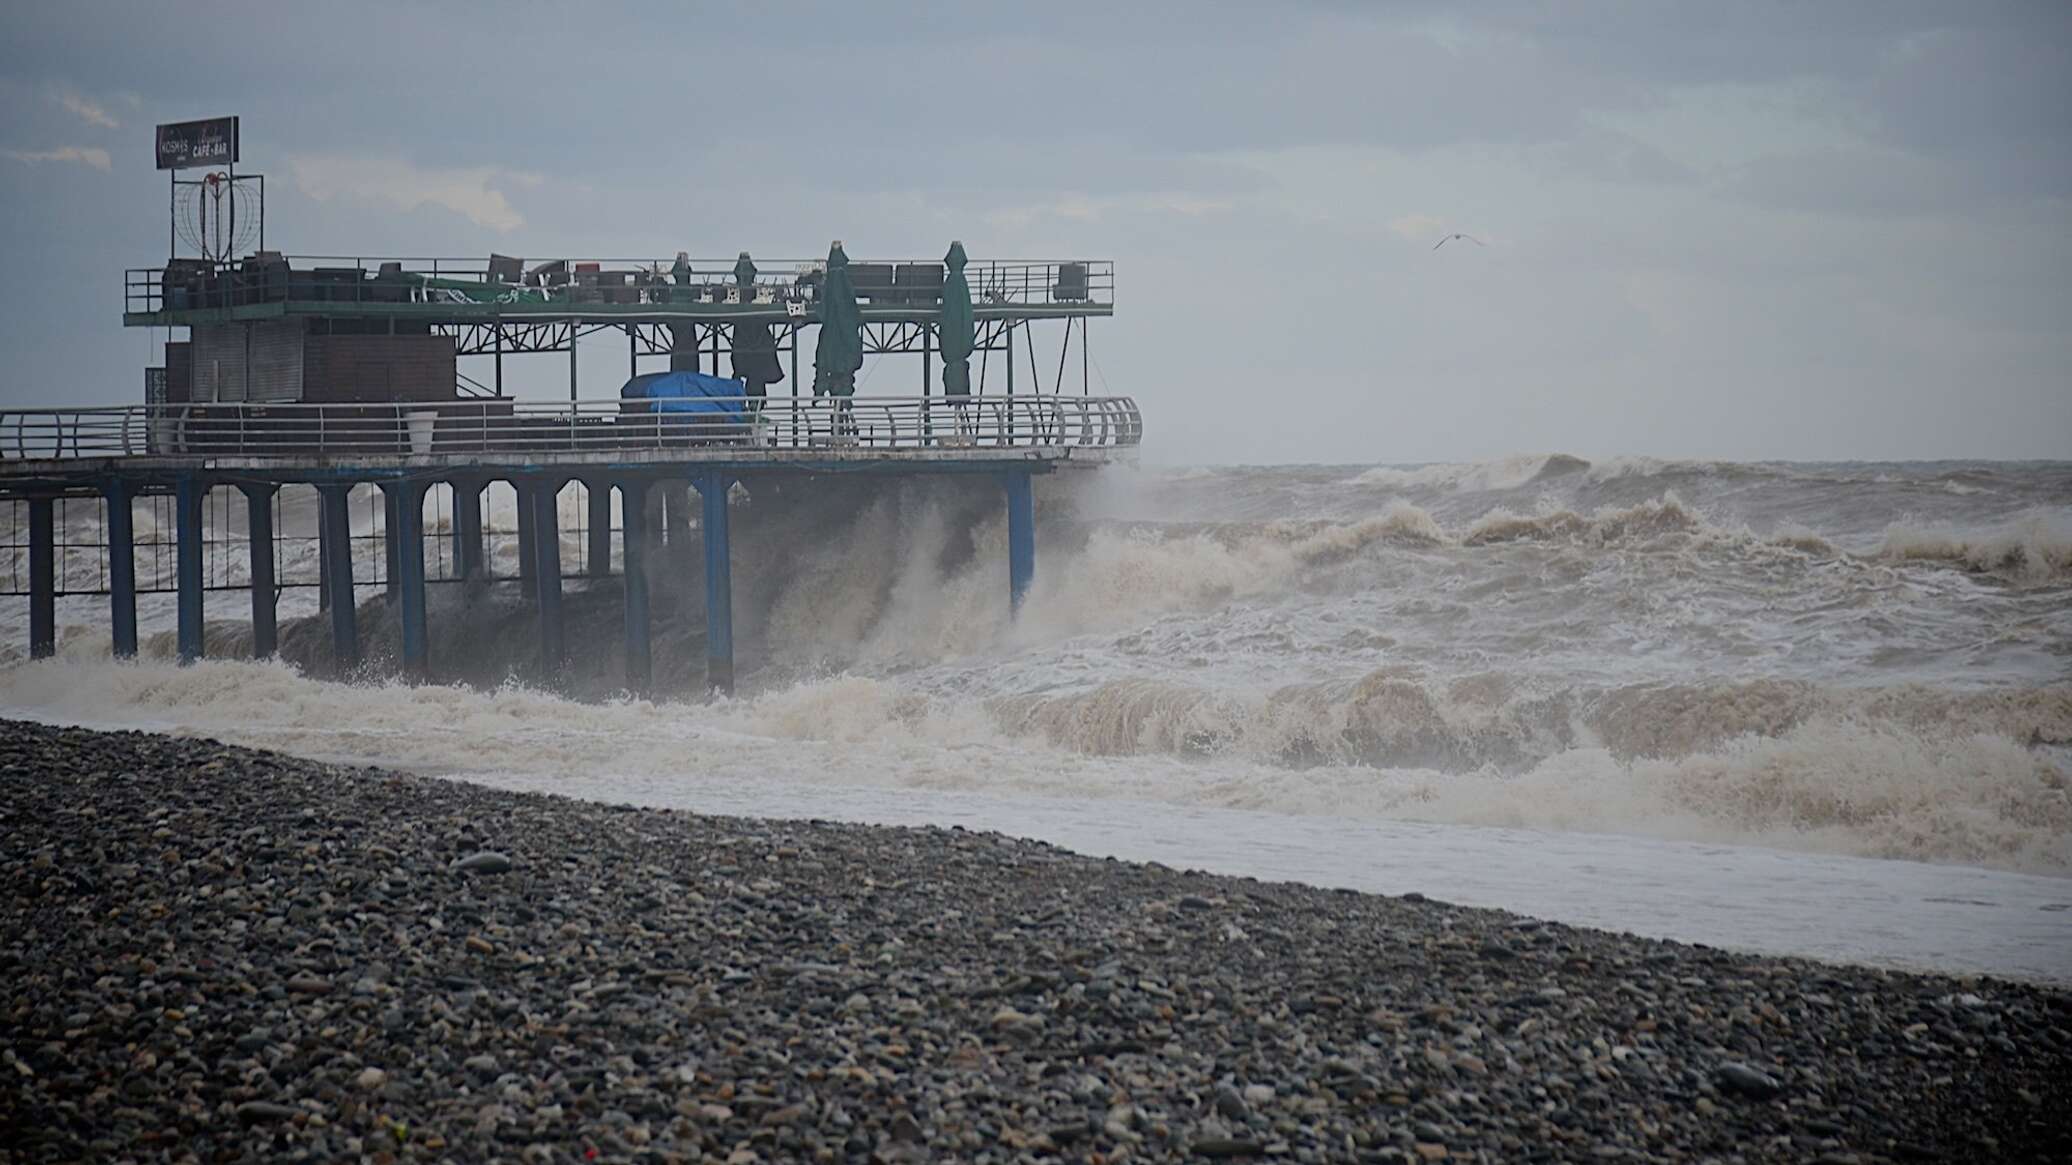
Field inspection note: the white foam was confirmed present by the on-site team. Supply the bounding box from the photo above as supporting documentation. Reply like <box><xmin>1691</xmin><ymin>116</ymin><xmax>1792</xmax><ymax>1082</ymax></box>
<box><xmin>2</xmin><ymin>464</ymin><xmax>2068</xmax><ymax>884</ymax></box>
<box><xmin>3</xmin><ymin>656</ymin><xmax>2066</xmax><ymax>876</ymax></box>
<box><xmin>1350</xmin><ymin>453</ymin><xmax>1567</xmax><ymax>492</ymax></box>
<box><xmin>1875</xmin><ymin>509</ymin><xmax>2072</xmax><ymax>584</ymax></box>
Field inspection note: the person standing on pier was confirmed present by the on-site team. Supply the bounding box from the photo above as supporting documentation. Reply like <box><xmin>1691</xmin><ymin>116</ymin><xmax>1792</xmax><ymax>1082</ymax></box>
<box><xmin>731</xmin><ymin>252</ymin><xmax>784</xmax><ymax>428</ymax></box>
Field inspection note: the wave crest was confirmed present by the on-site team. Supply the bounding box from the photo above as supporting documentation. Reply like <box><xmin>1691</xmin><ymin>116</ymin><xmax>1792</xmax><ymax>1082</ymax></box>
<box><xmin>3</xmin><ymin>656</ymin><xmax>2064</xmax><ymax>874</ymax></box>
<box><xmin>1875</xmin><ymin>512</ymin><xmax>2072</xmax><ymax>583</ymax></box>
<box><xmin>1351</xmin><ymin>453</ymin><xmax>1589</xmax><ymax>492</ymax></box>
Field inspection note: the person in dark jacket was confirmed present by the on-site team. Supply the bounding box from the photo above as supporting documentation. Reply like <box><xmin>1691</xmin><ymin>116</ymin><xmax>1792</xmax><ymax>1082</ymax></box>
<box><xmin>730</xmin><ymin>252</ymin><xmax>784</xmax><ymax>418</ymax></box>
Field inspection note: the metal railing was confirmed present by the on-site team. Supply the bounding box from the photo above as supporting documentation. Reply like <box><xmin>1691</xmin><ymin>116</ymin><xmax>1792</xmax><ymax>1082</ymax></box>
<box><xmin>0</xmin><ymin>396</ymin><xmax>1142</xmax><ymax>462</ymax></box>
<box><xmin>125</xmin><ymin>256</ymin><xmax>1114</xmax><ymax>315</ymax></box>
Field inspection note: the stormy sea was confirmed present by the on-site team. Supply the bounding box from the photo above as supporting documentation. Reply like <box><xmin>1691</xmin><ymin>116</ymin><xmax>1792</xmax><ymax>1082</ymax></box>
<box><xmin>3</xmin><ymin>454</ymin><xmax>2068</xmax><ymax>982</ymax></box>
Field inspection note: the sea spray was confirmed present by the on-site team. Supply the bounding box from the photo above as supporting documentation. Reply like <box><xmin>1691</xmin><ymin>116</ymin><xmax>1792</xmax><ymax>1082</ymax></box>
<box><xmin>2</xmin><ymin>652</ymin><xmax>2066</xmax><ymax>874</ymax></box>
<box><xmin>2</xmin><ymin>456</ymin><xmax>2066</xmax><ymax>875</ymax></box>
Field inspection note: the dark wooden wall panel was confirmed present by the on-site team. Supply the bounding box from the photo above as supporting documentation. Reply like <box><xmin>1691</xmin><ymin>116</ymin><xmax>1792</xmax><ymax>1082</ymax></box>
<box><xmin>302</xmin><ymin>335</ymin><xmax>458</xmax><ymax>402</ymax></box>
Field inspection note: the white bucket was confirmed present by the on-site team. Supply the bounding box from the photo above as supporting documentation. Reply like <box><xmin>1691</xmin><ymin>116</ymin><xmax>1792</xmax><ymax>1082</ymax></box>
<box><xmin>406</xmin><ymin>411</ymin><xmax>437</xmax><ymax>455</ymax></box>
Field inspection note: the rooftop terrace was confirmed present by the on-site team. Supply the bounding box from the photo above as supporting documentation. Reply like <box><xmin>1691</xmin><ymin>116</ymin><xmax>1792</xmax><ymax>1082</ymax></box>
<box><xmin>125</xmin><ymin>254</ymin><xmax>1113</xmax><ymax>327</ymax></box>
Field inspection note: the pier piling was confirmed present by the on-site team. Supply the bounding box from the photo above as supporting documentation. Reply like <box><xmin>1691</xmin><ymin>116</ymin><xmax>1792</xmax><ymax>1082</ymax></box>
<box><xmin>516</xmin><ymin>481</ymin><xmax>538</xmax><ymax>598</ymax></box>
<box><xmin>620</xmin><ymin>479</ymin><xmax>651</xmax><ymax>694</ymax></box>
<box><xmin>453</xmin><ymin>478</ymin><xmax>484</xmax><ymax>579</ymax></box>
<box><xmin>698</xmin><ymin>472</ymin><xmax>734</xmax><ymax>696</ymax></box>
<box><xmin>28</xmin><ymin>497</ymin><xmax>54</xmax><ymax>659</ymax></box>
<box><xmin>587</xmin><ymin>479</ymin><xmax>611</xmax><ymax>578</ymax></box>
<box><xmin>242</xmin><ymin>484</ymin><xmax>277</xmax><ymax>659</ymax></box>
<box><xmin>530</xmin><ymin>479</ymin><xmax>565</xmax><ymax>676</ymax></box>
<box><xmin>175</xmin><ymin>475</ymin><xmax>204</xmax><ymax>663</ymax></box>
<box><xmin>317</xmin><ymin>484</ymin><xmax>358</xmax><ymax>672</ymax></box>
<box><xmin>1005</xmin><ymin>470</ymin><xmax>1035</xmax><ymax>613</ymax></box>
<box><xmin>395</xmin><ymin>481</ymin><xmax>428</xmax><ymax>677</ymax></box>
<box><xmin>104</xmin><ymin>479</ymin><xmax>137</xmax><ymax>659</ymax></box>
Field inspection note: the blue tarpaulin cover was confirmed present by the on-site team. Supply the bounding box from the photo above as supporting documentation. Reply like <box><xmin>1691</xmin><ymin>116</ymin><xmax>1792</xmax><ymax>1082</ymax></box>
<box><xmin>619</xmin><ymin>371</ymin><xmax>749</xmax><ymax>417</ymax></box>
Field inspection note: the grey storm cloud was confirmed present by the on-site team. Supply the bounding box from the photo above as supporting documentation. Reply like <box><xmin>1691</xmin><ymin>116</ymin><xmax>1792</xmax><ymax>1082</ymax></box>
<box><xmin>0</xmin><ymin>1</ymin><xmax>2066</xmax><ymax>462</ymax></box>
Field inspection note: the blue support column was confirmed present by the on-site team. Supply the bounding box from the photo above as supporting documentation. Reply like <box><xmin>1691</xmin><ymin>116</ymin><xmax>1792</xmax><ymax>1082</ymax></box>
<box><xmin>619</xmin><ymin>479</ymin><xmax>651</xmax><ymax>694</ymax></box>
<box><xmin>1005</xmin><ymin>470</ymin><xmax>1036</xmax><ymax>613</ymax></box>
<box><xmin>318</xmin><ymin>484</ymin><xmax>358</xmax><ymax>672</ymax></box>
<box><xmin>698</xmin><ymin>472</ymin><xmax>734</xmax><ymax>695</ymax></box>
<box><xmin>242</xmin><ymin>484</ymin><xmax>278</xmax><ymax>659</ymax></box>
<box><xmin>175</xmin><ymin>475</ymin><xmax>205</xmax><ymax>663</ymax></box>
<box><xmin>28</xmin><ymin>497</ymin><xmax>55</xmax><ymax>659</ymax></box>
<box><xmin>104</xmin><ymin>479</ymin><xmax>137</xmax><ymax>658</ymax></box>
<box><xmin>395</xmin><ymin>480</ymin><xmax>428</xmax><ymax>677</ymax></box>
<box><xmin>453</xmin><ymin>477</ymin><xmax>484</xmax><ymax>579</ymax></box>
<box><xmin>531</xmin><ymin>479</ymin><xmax>565</xmax><ymax>676</ymax></box>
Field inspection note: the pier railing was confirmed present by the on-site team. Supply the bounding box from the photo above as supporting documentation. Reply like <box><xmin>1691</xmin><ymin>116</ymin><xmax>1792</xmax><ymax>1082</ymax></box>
<box><xmin>0</xmin><ymin>396</ymin><xmax>1142</xmax><ymax>462</ymax></box>
<box><xmin>127</xmin><ymin>256</ymin><xmax>1114</xmax><ymax>315</ymax></box>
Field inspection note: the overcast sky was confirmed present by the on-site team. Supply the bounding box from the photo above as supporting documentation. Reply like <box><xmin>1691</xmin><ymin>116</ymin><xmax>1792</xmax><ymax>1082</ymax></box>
<box><xmin>1</xmin><ymin>1</ymin><xmax>2066</xmax><ymax>464</ymax></box>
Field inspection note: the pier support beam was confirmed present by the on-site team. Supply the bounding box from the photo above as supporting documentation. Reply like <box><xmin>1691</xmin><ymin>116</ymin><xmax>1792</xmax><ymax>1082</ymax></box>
<box><xmin>28</xmin><ymin>497</ymin><xmax>54</xmax><ymax>659</ymax></box>
<box><xmin>516</xmin><ymin>480</ymin><xmax>538</xmax><ymax>598</ymax></box>
<box><xmin>104</xmin><ymin>479</ymin><xmax>137</xmax><ymax>658</ymax></box>
<box><xmin>394</xmin><ymin>480</ymin><xmax>428</xmax><ymax>677</ymax></box>
<box><xmin>452</xmin><ymin>478</ymin><xmax>484</xmax><ymax>579</ymax></box>
<box><xmin>620</xmin><ymin>479</ymin><xmax>651</xmax><ymax>694</ymax></box>
<box><xmin>697</xmin><ymin>472</ymin><xmax>734</xmax><ymax>696</ymax></box>
<box><xmin>587</xmin><ymin>479</ymin><xmax>612</xmax><ymax>578</ymax></box>
<box><xmin>317</xmin><ymin>484</ymin><xmax>358</xmax><ymax>672</ymax></box>
<box><xmin>1004</xmin><ymin>470</ymin><xmax>1036</xmax><ymax>613</ymax></box>
<box><xmin>530</xmin><ymin>479</ymin><xmax>565</xmax><ymax>677</ymax></box>
<box><xmin>176</xmin><ymin>475</ymin><xmax>205</xmax><ymax>663</ymax></box>
<box><xmin>241</xmin><ymin>484</ymin><xmax>277</xmax><ymax>659</ymax></box>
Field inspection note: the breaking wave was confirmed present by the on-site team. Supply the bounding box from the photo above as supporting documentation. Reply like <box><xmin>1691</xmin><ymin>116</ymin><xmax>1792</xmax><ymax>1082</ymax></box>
<box><xmin>0</xmin><ymin>656</ymin><xmax>2065</xmax><ymax>875</ymax></box>
<box><xmin>3</xmin><ymin>459</ymin><xmax>2068</xmax><ymax>877</ymax></box>
<box><xmin>1350</xmin><ymin>453</ymin><xmax>1593</xmax><ymax>492</ymax></box>
<box><xmin>1874</xmin><ymin>512</ymin><xmax>2072</xmax><ymax>583</ymax></box>
<box><xmin>988</xmin><ymin>671</ymin><xmax>2072</xmax><ymax>768</ymax></box>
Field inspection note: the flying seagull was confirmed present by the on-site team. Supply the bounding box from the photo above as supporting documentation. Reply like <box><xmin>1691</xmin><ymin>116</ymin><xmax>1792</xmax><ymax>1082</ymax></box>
<box><xmin>1432</xmin><ymin>233</ymin><xmax>1485</xmax><ymax>250</ymax></box>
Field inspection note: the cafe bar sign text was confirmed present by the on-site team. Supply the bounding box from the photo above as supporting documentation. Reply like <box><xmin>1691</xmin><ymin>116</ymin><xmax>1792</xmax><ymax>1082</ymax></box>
<box><xmin>155</xmin><ymin>117</ymin><xmax>239</xmax><ymax>171</ymax></box>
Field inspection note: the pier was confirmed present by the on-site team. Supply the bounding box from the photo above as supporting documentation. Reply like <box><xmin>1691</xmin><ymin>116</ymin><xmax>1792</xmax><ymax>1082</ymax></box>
<box><xmin>0</xmin><ymin>391</ymin><xmax>1139</xmax><ymax>691</ymax></box>
<box><xmin>0</xmin><ymin>122</ymin><xmax>1139</xmax><ymax>690</ymax></box>
<box><xmin>1</xmin><ymin>251</ymin><xmax>1138</xmax><ymax>693</ymax></box>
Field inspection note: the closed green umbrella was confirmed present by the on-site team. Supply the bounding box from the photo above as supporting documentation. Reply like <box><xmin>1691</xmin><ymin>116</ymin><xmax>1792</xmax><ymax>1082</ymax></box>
<box><xmin>812</xmin><ymin>241</ymin><xmax>862</xmax><ymax>398</ymax></box>
<box><xmin>939</xmin><ymin>240</ymin><xmax>974</xmax><ymax>397</ymax></box>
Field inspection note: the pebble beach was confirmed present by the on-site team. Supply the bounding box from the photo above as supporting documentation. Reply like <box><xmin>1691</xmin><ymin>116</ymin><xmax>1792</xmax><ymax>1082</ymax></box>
<box><xmin>2</xmin><ymin>719</ymin><xmax>2067</xmax><ymax>1164</ymax></box>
